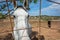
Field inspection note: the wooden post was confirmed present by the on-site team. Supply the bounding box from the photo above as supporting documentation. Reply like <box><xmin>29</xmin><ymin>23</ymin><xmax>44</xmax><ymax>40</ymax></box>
<box><xmin>38</xmin><ymin>0</ymin><xmax>42</xmax><ymax>40</ymax></box>
<box><xmin>6</xmin><ymin>0</ymin><xmax>13</xmax><ymax>33</ymax></box>
<box><xmin>48</xmin><ymin>21</ymin><xmax>51</xmax><ymax>28</ymax></box>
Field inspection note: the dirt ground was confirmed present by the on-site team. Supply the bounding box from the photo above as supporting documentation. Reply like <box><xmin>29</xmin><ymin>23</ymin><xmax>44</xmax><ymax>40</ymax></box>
<box><xmin>0</xmin><ymin>20</ymin><xmax>60</xmax><ymax>40</ymax></box>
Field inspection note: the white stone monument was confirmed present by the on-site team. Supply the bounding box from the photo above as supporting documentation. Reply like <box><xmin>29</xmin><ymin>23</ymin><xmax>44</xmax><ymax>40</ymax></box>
<box><xmin>13</xmin><ymin>7</ymin><xmax>32</xmax><ymax>40</ymax></box>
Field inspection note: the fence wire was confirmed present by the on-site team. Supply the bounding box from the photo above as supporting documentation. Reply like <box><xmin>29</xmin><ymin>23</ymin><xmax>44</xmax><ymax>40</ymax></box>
<box><xmin>0</xmin><ymin>0</ymin><xmax>60</xmax><ymax>40</ymax></box>
<box><xmin>0</xmin><ymin>0</ymin><xmax>40</xmax><ymax>40</ymax></box>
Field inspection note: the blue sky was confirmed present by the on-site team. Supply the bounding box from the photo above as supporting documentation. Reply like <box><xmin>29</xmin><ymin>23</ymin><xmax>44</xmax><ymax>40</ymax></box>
<box><xmin>0</xmin><ymin>0</ymin><xmax>40</xmax><ymax>16</ymax></box>
<box><xmin>0</xmin><ymin>0</ymin><xmax>60</xmax><ymax>16</ymax></box>
<box><xmin>28</xmin><ymin>0</ymin><xmax>40</xmax><ymax>16</ymax></box>
<box><xmin>29</xmin><ymin>0</ymin><xmax>60</xmax><ymax>16</ymax></box>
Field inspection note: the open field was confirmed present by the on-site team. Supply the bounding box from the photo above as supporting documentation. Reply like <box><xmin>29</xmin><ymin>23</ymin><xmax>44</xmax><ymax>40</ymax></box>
<box><xmin>0</xmin><ymin>19</ymin><xmax>60</xmax><ymax>40</ymax></box>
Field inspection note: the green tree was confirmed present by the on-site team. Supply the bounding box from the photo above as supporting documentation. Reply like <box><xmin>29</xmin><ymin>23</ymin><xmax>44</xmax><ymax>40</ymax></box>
<box><xmin>0</xmin><ymin>12</ymin><xmax>2</xmax><ymax>18</ymax></box>
<box><xmin>0</xmin><ymin>12</ymin><xmax>6</xmax><ymax>19</ymax></box>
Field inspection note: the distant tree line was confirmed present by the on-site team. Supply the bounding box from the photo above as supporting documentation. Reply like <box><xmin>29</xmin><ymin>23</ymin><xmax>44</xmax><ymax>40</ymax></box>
<box><xmin>29</xmin><ymin>15</ymin><xmax>60</xmax><ymax>21</ymax></box>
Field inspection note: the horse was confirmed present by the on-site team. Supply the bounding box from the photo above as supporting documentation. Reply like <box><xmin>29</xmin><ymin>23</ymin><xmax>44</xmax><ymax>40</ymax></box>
<box><xmin>12</xmin><ymin>6</ymin><xmax>32</xmax><ymax>40</ymax></box>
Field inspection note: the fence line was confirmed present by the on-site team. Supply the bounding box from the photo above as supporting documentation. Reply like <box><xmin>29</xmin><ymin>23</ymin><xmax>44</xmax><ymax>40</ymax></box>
<box><xmin>0</xmin><ymin>25</ymin><xmax>60</xmax><ymax>34</ymax></box>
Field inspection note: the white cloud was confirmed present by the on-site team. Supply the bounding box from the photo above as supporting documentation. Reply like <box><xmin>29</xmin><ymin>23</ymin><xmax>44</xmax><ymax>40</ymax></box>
<box><xmin>41</xmin><ymin>0</ymin><xmax>60</xmax><ymax>16</ymax></box>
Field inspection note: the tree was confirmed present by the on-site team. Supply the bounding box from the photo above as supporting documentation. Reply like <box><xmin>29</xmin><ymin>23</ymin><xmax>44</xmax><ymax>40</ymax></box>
<box><xmin>0</xmin><ymin>12</ymin><xmax>6</xmax><ymax>19</ymax></box>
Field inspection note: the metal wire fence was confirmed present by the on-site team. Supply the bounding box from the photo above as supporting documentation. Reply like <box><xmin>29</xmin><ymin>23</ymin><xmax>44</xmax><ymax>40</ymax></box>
<box><xmin>0</xmin><ymin>0</ymin><xmax>40</xmax><ymax>40</ymax></box>
<box><xmin>0</xmin><ymin>0</ymin><xmax>60</xmax><ymax>40</ymax></box>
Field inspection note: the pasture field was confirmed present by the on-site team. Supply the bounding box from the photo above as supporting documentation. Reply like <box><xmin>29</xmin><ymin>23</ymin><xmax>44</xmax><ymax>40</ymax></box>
<box><xmin>0</xmin><ymin>19</ymin><xmax>60</xmax><ymax>40</ymax></box>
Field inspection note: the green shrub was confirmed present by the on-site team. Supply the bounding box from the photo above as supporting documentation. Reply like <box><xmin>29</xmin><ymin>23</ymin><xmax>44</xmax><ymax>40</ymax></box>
<box><xmin>0</xmin><ymin>12</ymin><xmax>6</xmax><ymax>19</ymax></box>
